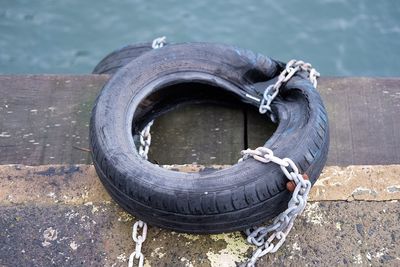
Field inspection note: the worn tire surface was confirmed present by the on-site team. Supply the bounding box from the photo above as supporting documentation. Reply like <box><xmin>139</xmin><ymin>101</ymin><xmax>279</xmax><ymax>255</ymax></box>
<box><xmin>93</xmin><ymin>42</ymin><xmax>155</xmax><ymax>74</ymax></box>
<box><xmin>90</xmin><ymin>42</ymin><xmax>329</xmax><ymax>233</ymax></box>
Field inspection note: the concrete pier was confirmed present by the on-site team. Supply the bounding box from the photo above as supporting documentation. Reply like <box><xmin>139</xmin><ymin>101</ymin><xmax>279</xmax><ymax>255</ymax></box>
<box><xmin>1</xmin><ymin>76</ymin><xmax>399</xmax><ymax>266</ymax></box>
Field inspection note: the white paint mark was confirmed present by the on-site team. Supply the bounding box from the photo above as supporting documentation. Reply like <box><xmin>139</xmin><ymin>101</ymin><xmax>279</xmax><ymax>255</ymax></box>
<box><xmin>83</xmin><ymin>202</ymin><xmax>98</xmax><ymax>214</ymax></box>
<box><xmin>42</xmin><ymin>227</ymin><xmax>58</xmax><ymax>247</ymax></box>
<box><xmin>117</xmin><ymin>253</ymin><xmax>127</xmax><ymax>262</ymax></box>
<box><xmin>387</xmin><ymin>185</ymin><xmax>400</xmax><ymax>193</ymax></box>
<box><xmin>292</xmin><ymin>242</ymin><xmax>301</xmax><ymax>251</ymax></box>
<box><xmin>374</xmin><ymin>248</ymin><xmax>388</xmax><ymax>259</ymax></box>
<box><xmin>366</xmin><ymin>252</ymin><xmax>372</xmax><ymax>261</ymax></box>
<box><xmin>84</xmin><ymin>202</ymin><xmax>99</xmax><ymax>214</ymax></box>
<box><xmin>180</xmin><ymin>257</ymin><xmax>194</xmax><ymax>267</ymax></box>
<box><xmin>70</xmin><ymin>241</ymin><xmax>78</xmax><ymax>250</ymax></box>
<box><xmin>353</xmin><ymin>254</ymin><xmax>363</xmax><ymax>264</ymax></box>
<box><xmin>314</xmin><ymin>175</ymin><xmax>333</xmax><ymax>186</ymax></box>
<box><xmin>0</xmin><ymin>132</ymin><xmax>11</xmax><ymax>137</ymax></box>
<box><xmin>352</xmin><ymin>187</ymin><xmax>378</xmax><ymax>197</ymax></box>
<box><xmin>303</xmin><ymin>202</ymin><xmax>325</xmax><ymax>225</ymax></box>
<box><xmin>65</xmin><ymin>211</ymin><xmax>80</xmax><ymax>221</ymax></box>
<box><xmin>151</xmin><ymin>247</ymin><xmax>166</xmax><ymax>259</ymax></box>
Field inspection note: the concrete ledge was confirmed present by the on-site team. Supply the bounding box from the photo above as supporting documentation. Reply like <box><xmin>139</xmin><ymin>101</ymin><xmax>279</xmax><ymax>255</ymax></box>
<box><xmin>1</xmin><ymin>193</ymin><xmax>399</xmax><ymax>266</ymax></box>
<box><xmin>2</xmin><ymin>164</ymin><xmax>399</xmax><ymax>205</ymax></box>
<box><xmin>1</xmin><ymin>164</ymin><xmax>400</xmax><ymax>266</ymax></box>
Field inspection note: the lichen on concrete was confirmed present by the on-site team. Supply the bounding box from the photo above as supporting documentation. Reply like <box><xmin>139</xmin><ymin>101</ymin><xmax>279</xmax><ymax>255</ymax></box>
<box><xmin>206</xmin><ymin>232</ymin><xmax>251</xmax><ymax>267</ymax></box>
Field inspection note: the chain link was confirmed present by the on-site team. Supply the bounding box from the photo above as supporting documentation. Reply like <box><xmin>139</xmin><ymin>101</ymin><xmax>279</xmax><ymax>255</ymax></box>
<box><xmin>128</xmin><ymin>220</ymin><xmax>148</xmax><ymax>267</ymax></box>
<box><xmin>239</xmin><ymin>148</ymin><xmax>312</xmax><ymax>267</ymax></box>
<box><xmin>151</xmin><ymin>36</ymin><xmax>166</xmax><ymax>49</ymax></box>
<box><xmin>137</xmin><ymin>36</ymin><xmax>166</xmax><ymax>160</ymax></box>
<box><xmin>242</xmin><ymin>60</ymin><xmax>319</xmax><ymax>266</ymax></box>
<box><xmin>130</xmin><ymin>55</ymin><xmax>318</xmax><ymax>267</ymax></box>
<box><xmin>138</xmin><ymin>120</ymin><xmax>153</xmax><ymax>160</ymax></box>
<box><xmin>259</xmin><ymin>59</ymin><xmax>320</xmax><ymax>122</ymax></box>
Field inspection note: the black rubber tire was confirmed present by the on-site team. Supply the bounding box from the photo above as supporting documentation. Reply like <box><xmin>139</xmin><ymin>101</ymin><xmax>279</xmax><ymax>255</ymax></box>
<box><xmin>90</xmin><ymin>42</ymin><xmax>329</xmax><ymax>233</ymax></box>
<box><xmin>93</xmin><ymin>42</ymin><xmax>156</xmax><ymax>74</ymax></box>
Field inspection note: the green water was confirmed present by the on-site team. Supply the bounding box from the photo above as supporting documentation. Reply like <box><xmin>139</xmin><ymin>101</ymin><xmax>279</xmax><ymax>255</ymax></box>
<box><xmin>0</xmin><ymin>0</ymin><xmax>399</xmax><ymax>76</ymax></box>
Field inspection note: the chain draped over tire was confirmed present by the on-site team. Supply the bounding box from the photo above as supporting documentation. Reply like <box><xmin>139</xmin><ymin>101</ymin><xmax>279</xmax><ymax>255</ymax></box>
<box><xmin>239</xmin><ymin>148</ymin><xmax>312</xmax><ymax>267</ymax></box>
<box><xmin>134</xmin><ymin>57</ymin><xmax>319</xmax><ymax>267</ymax></box>
<box><xmin>259</xmin><ymin>59</ymin><xmax>320</xmax><ymax>122</ymax></box>
<box><xmin>239</xmin><ymin>61</ymin><xmax>319</xmax><ymax>266</ymax></box>
<box><xmin>90</xmin><ymin>41</ymin><xmax>327</xmax><ymax>267</ymax></box>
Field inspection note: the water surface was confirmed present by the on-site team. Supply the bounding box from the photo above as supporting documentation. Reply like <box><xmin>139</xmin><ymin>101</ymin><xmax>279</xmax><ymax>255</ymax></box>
<box><xmin>1</xmin><ymin>0</ymin><xmax>399</xmax><ymax>75</ymax></box>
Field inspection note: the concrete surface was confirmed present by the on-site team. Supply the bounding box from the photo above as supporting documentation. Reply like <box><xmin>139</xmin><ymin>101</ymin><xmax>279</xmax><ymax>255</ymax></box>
<box><xmin>1</xmin><ymin>164</ymin><xmax>400</xmax><ymax>267</ymax></box>
<box><xmin>1</xmin><ymin>75</ymin><xmax>400</xmax><ymax>266</ymax></box>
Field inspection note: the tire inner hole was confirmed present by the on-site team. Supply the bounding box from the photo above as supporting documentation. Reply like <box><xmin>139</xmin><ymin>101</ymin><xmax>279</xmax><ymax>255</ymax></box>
<box><xmin>133</xmin><ymin>81</ymin><xmax>277</xmax><ymax>168</ymax></box>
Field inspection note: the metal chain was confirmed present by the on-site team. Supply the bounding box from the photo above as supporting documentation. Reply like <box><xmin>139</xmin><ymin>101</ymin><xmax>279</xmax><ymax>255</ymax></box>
<box><xmin>151</xmin><ymin>36</ymin><xmax>166</xmax><ymax>49</ymax></box>
<box><xmin>137</xmin><ymin>36</ymin><xmax>166</xmax><ymax>160</ymax></box>
<box><xmin>128</xmin><ymin>220</ymin><xmax>148</xmax><ymax>267</ymax></box>
<box><xmin>239</xmin><ymin>147</ymin><xmax>312</xmax><ymax>267</ymax></box>
<box><xmin>259</xmin><ymin>59</ymin><xmax>320</xmax><ymax>122</ymax></box>
<box><xmin>138</xmin><ymin>120</ymin><xmax>153</xmax><ymax>160</ymax></box>
<box><xmin>240</xmin><ymin>60</ymin><xmax>319</xmax><ymax>266</ymax></box>
<box><xmin>128</xmin><ymin>36</ymin><xmax>166</xmax><ymax>267</ymax></box>
<box><xmin>129</xmin><ymin>123</ymin><xmax>152</xmax><ymax>267</ymax></box>
<box><xmin>130</xmin><ymin>55</ymin><xmax>317</xmax><ymax>267</ymax></box>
